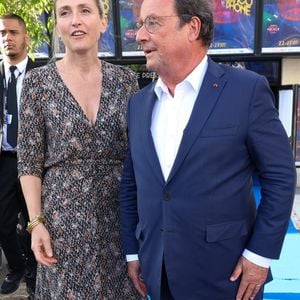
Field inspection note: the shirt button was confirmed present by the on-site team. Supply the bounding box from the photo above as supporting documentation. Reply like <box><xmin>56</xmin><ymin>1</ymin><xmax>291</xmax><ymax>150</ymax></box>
<box><xmin>163</xmin><ymin>192</ymin><xmax>171</xmax><ymax>201</ymax></box>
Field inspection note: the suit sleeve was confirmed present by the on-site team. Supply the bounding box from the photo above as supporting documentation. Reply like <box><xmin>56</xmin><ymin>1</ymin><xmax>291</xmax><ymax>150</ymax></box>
<box><xmin>246</xmin><ymin>75</ymin><xmax>296</xmax><ymax>259</ymax></box>
<box><xmin>119</xmin><ymin>97</ymin><xmax>139</xmax><ymax>255</ymax></box>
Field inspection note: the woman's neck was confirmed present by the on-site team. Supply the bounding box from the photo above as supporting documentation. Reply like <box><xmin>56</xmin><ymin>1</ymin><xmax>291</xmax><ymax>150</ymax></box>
<box><xmin>58</xmin><ymin>52</ymin><xmax>101</xmax><ymax>77</ymax></box>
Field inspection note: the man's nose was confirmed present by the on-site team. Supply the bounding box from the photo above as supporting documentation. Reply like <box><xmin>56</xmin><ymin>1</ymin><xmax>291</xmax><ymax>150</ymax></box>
<box><xmin>136</xmin><ymin>26</ymin><xmax>149</xmax><ymax>43</ymax></box>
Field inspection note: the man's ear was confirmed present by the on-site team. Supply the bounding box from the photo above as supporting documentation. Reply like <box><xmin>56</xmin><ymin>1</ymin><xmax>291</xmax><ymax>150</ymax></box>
<box><xmin>25</xmin><ymin>32</ymin><xmax>30</xmax><ymax>48</ymax></box>
<box><xmin>188</xmin><ymin>16</ymin><xmax>201</xmax><ymax>41</ymax></box>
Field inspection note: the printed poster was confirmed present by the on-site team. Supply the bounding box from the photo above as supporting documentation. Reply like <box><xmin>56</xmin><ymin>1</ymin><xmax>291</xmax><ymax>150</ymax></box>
<box><xmin>295</xmin><ymin>86</ymin><xmax>300</xmax><ymax>164</ymax></box>
<box><xmin>209</xmin><ymin>0</ymin><xmax>257</xmax><ymax>54</ymax></box>
<box><xmin>119</xmin><ymin>0</ymin><xmax>144</xmax><ymax>56</ymax></box>
<box><xmin>119</xmin><ymin>0</ymin><xmax>257</xmax><ymax>56</ymax></box>
<box><xmin>262</xmin><ymin>0</ymin><xmax>300</xmax><ymax>53</ymax></box>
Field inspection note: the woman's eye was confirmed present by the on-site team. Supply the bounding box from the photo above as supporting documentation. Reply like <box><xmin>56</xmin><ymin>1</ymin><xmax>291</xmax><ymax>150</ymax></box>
<box><xmin>59</xmin><ymin>11</ymin><xmax>70</xmax><ymax>17</ymax></box>
<box><xmin>81</xmin><ymin>8</ymin><xmax>91</xmax><ymax>14</ymax></box>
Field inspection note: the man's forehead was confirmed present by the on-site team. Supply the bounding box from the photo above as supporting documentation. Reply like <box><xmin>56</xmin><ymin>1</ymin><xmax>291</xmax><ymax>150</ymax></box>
<box><xmin>0</xmin><ymin>19</ymin><xmax>24</xmax><ymax>31</ymax></box>
<box><xmin>141</xmin><ymin>0</ymin><xmax>175</xmax><ymax>13</ymax></box>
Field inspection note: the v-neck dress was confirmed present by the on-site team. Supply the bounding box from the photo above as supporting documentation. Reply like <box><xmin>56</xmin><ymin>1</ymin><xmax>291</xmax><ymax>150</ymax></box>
<box><xmin>18</xmin><ymin>61</ymin><xmax>140</xmax><ymax>299</ymax></box>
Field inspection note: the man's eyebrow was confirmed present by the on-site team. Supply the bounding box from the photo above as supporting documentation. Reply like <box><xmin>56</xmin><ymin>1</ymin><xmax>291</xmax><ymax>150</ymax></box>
<box><xmin>0</xmin><ymin>29</ymin><xmax>16</xmax><ymax>32</ymax></box>
<box><xmin>0</xmin><ymin>29</ymin><xmax>20</xmax><ymax>33</ymax></box>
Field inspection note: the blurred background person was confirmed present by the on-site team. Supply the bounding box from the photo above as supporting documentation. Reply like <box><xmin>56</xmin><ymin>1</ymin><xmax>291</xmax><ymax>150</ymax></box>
<box><xmin>0</xmin><ymin>13</ymin><xmax>37</xmax><ymax>297</ymax></box>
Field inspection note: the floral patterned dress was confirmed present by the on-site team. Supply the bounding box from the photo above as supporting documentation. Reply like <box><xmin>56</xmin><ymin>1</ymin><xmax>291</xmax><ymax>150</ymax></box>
<box><xmin>18</xmin><ymin>61</ymin><xmax>140</xmax><ymax>299</ymax></box>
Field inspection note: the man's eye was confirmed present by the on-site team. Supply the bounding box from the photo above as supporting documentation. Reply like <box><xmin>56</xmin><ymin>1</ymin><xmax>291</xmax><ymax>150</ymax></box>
<box><xmin>148</xmin><ymin>20</ymin><xmax>157</xmax><ymax>26</ymax></box>
<box><xmin>147</xmin><ymin>18</ymin><xmax>159</xmax><ymax>26</ymax></box>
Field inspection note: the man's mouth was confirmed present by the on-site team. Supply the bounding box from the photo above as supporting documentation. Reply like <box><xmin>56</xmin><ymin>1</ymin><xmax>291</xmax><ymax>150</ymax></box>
<box><xmin>4</xmin><ymin>44</ymin><xmax>14</xmax><ymax>49</ymax></box>
<box><xmin>143</xmin><ymin>48</ymin><xmax>154</xmax><ymax>55</ymax></box>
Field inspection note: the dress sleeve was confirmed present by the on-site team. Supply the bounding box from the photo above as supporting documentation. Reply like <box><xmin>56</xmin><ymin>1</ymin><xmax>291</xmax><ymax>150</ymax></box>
<box><xmin>18</xmin><ymin>70</ymin><xmax>46</xmax><ymax>179</ymax></box>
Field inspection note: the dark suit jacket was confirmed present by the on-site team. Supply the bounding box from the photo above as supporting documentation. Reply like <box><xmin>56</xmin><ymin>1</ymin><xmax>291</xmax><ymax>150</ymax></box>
<box><xmin>119</xmin><ymin>58</ymin><xmax>296</xmax><ymax>300</ymax></box>
<box><xmin>0</xmin><ymin>58</ymin><xmax>35</xmax><ymax>147</ymax></box>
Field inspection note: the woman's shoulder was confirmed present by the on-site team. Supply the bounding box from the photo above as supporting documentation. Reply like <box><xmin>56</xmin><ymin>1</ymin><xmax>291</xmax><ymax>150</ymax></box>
<box><xmin>26</xmin><ymin>62</ymin><xmax>56</xmax><ymax>80</ymax></box>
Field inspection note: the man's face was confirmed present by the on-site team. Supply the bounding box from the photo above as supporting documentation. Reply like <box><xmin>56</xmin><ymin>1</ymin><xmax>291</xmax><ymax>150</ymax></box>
<box><xmin>0</xmin><ymin>18</ymin><xmax>29</xmax><ymax>61</ymax></box>
<box><xmin>135</xmin><ymin>0</ymin><xmax>191</xmax><ymax>77</ymax></box>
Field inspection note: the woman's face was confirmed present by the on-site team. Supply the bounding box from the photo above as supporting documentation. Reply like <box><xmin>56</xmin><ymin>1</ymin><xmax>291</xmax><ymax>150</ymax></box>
<box><xmin>55</xmin><ymin>0</ymin><xmax>107</xmax><ymax>54</ymax></box>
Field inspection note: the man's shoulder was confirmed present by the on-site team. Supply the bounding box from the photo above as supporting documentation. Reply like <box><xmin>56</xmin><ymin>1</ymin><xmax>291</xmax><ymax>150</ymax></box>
<box><xmin>26</xmin><ymin>57</ymin><xmax>46</xmax><ymax>71</ymax></box>
<box><xmin>0</xmin><ymin>60</ymin><xmax>4</xmax><ymax>77</ymax></box>
<box><xmin>0</xmin><ymin>60</ymin><xmax>4</xmax><ymax>88</ymax></box>
<box><xmin>134</xmin><ymin>81</ymin><xmax>156</xmax><ymax>98</ymax></box>
<box><xmin>216</xmin><ymin>61</ymin><xmax>263</xmax><ymax>82</ymax></box>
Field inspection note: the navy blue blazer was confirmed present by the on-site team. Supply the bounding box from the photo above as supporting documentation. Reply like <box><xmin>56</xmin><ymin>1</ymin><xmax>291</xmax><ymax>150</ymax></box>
<box><xmin>119</xmin><ymin>58</ymin><xmax>296</xmax><ymax>300</ymax></box>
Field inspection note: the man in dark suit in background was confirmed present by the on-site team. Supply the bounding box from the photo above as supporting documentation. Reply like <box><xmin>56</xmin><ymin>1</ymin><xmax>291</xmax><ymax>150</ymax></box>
<box><xmin>119</xmin><ymin>0</ymin><xmax>296</xmax><ymax>299</ymax></box>
<box><xmin>0</xmin><ymin>13</ymin><xmax>36</xmax><ymax>297</ymax></box>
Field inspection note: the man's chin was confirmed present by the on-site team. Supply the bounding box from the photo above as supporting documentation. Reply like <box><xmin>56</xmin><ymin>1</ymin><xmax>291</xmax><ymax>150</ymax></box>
<box><xmin>2</xmin><ymin>51</ymin><xmax>16</xmax><ymax>58</ymax></box>
<box><xmin>7</xmin><ymin>52</ymin><xmax>17</xmax><ymax>57</ymax></box>
<box><xmin>145</xmin><ymin>61</ymin><xmax>157</xmax><ymax>73</ymax></box>
<box><xmin>1</xmin><ymin>48</ymin><xmax>16</xmax><ymax>56</ymax></box>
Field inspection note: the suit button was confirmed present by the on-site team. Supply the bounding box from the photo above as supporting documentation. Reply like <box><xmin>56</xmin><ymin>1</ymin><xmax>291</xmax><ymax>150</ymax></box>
<box><xmin>163</xmin><ymin>192</ymin><xmax>171</xmax><ymax>201</ymax></box>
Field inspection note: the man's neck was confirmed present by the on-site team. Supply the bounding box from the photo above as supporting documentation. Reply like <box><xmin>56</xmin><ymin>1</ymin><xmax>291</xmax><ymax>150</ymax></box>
<box><xmin>159</xmin><ymin>46</ymin><xmax>207</xmax><ymax>94</ymax></box>
<box><xmin>4</xmin><ymin>53</ymin><xmax>28</xmax><ymax>66</ymax></box>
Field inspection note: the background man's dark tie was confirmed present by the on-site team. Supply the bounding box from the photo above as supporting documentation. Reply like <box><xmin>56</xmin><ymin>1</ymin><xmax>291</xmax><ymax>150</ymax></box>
<box><xmin>7</xmin><ymin>65</ymin><xmax>18</xmax><ymax>148</ymax></box>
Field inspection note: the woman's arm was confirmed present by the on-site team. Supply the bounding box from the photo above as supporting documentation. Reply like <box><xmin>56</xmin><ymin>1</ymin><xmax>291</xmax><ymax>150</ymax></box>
<box><xmin>20</xmin><ymin>175</ymin><xmax>58</xmax><ymax>267</ymax></box>
<box><xmin>20</xmin><ymin>175</ymin><xmax>42</xmax><ymax>220</ymax></box>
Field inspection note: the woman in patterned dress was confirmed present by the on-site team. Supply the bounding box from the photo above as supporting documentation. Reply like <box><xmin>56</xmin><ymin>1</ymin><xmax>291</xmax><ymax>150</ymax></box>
<box><xmin>18</xmin><ymin>0</ymin><xmax>142</xmax><ymax>298</ymax></box>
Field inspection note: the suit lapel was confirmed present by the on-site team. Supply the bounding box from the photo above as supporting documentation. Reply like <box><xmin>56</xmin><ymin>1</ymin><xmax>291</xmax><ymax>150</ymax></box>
<box><xmin>25</xmin><ymin>58</ymin><xmax>34</xmax><ymax>72</ymax></box>
<box><xmin>0</xmin><ymin>61</ymin><xmax>5</xmax><ymax>126</ymax></box>
<box><xmin>166</xmin><ymin>59</ymin><xmax>227</xmax><ymax>184</ymax></box>
<box><xmin>140</xmin><ymin>85</ymin><xmax>165</xmax><ymax>183</ymax></box>
<box><xmin>0</xmin><ymin>57</ymin><xmax>34</xmax><ymax>141</ymax></box>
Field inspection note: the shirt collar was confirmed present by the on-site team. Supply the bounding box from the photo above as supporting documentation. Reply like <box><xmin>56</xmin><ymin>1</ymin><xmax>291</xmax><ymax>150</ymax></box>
<box><xmin>154</xmin><ymin>55</ymin><xmax>208</xmax><ymax>99</ymax></box>
<box><xmin>4</xmin><ymin>56</ymin><xmax>29</xmax><ymax>77</ymax></box>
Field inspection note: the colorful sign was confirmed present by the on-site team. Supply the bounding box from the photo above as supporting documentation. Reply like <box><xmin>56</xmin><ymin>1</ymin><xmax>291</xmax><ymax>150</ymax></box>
<box><xmin>119</xmin><ymin>0</ymin><xmax>144</xmax><ymax>56</ymax></box>
<box><xmin>295</xmin><ymin>86</ymin><xmax>300</xmax><ymax>164</ymax></box>
<box><xmin>209</xmin><ymin>0</ymin><xmax>257</xmax><ymax>54</ymax></box>
<box><xmin>262</xmin><ymin>0</ymin><xmax>300</xmax><ymax>53</ymax></box>
<box><xmin>119</xmin><ymin>0</ymin><xmax>257</xmax><ymax>56</ymax></box>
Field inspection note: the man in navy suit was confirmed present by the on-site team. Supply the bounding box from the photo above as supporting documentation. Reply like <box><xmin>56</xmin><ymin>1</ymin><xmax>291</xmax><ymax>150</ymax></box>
<box><xmin>0</xmin><ymin>13</ymin><xmax>37</xmax><ymax>297</ymax></box>
<box><xmin>119</xmin><ymin>0</ymin><xmax>296</xmax><ymax>299</ymax></box>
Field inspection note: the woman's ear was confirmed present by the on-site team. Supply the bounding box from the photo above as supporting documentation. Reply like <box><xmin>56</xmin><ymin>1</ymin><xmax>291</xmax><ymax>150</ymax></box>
<box><xmin>100</xmin><ymin>15</ymin><xmax>108</xmax><ymax>34</ymax></box>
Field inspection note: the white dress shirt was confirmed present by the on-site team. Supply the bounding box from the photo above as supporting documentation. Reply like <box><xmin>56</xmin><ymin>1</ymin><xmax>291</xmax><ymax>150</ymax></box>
<box><xmin>127</xmin><ymin>55</ymin><xmax>272</xmax><ymax>268</ymax></box>
<box><xmin>151</xmin><ymin>56</ymin><xmax>208</xmax><ymax>181</ymax></box>
<box><xmin>2</xmin><ymin>56</ymin><xmax>28</xmax><ymax>151</ymax></box>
